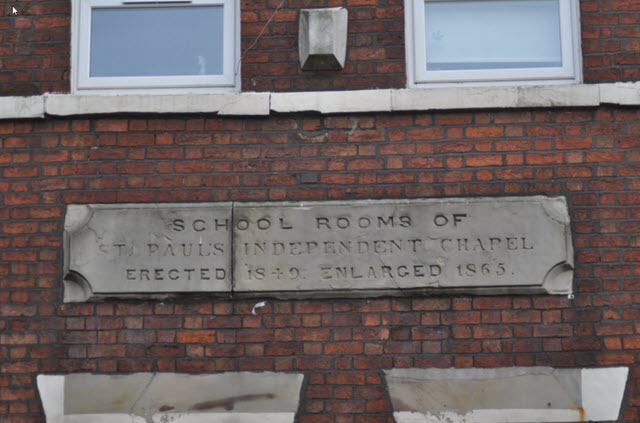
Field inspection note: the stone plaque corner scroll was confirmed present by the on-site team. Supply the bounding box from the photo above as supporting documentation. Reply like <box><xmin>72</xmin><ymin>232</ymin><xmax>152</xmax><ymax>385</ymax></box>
<box><xmin>63</xmin><ymin>196</ymin><xmax>574</xmax><ymax>302</ymax></box>
<box><xmin>63</xmin><ymin>205</ymin><xmax>89</xmax><ymax>302</ymax></box>
<box><xmin>540</xmin><ymin>196</ymin><xmax>574</xmax><ymax>295</ymax></box>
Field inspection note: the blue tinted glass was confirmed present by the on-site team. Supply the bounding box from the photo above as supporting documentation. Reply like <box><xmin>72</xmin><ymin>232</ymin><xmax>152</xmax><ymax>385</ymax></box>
<box><xmin>425</xmin><ymin>0</ymin><xmax>561</xmax><ymax>71</ymax></box>
<box><xmin>90</xmin><ymin>6</ymin><xmax>224</xmax><ymax>77</ymax></box>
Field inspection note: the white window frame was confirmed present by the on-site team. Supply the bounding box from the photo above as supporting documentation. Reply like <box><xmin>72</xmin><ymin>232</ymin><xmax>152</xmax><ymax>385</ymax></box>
<box><xmin>71</xmin><ymin>0</ymin><xmax>239</xmax><ymax>94</ymax></box>
<box><xmin>405</xmin><ymin>0</ymin><xmax>582</xmax><ymax>87</ymax></box>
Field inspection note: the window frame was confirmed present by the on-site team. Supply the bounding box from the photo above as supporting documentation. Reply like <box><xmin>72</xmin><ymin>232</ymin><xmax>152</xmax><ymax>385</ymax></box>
<box><xmin>71</xmin><ymin>0</ymin><xmax>239</xmax><ymax>94</ymax></box>
<box><xmin>405</xmin><ymin>0</ymin><xmax>582</xmax><ymax>87</ymax></box>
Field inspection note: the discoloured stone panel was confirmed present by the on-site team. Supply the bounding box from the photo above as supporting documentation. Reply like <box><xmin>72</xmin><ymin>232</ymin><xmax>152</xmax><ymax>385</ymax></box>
<box><xmin>233</xmin><ymin>196</ymin><xmax>573</xmax><ymax>296</ymax></box>
<box><xmin>63</xmin><ymin>197</ymin><xmax>573</xmax><ymax>301</ymax></box>
<box><xmin>64</xmin><ymin>203</ymin><xmax>232</xmax><ymax>301</ymax></box>
<box><xmin>38</xmin><ymin>373</ymin><xmax>304</xmax><ymax>423</ymax></box>
<box><xmin>385</xmin><ymin>367</ymin><xmax>628</xmax><ymax>423</ymax></box>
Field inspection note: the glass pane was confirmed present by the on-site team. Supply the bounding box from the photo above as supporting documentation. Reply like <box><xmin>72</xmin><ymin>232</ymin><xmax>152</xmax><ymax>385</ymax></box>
<box><xmin>424</xmin><ymin>0</ymin><xmax>561</xmax><ymax>71</ymax></box>
<box><xmin>90</xmin><ymin>6</ymin><xmax>224</xmax><ymax>77</ymax></box>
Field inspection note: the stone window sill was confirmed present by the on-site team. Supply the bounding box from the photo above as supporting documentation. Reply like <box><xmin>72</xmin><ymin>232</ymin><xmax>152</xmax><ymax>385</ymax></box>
<box><xmin>2</xmin><ymin>82</ymin><xmax>640</xmax><ymax>119</ymax></box>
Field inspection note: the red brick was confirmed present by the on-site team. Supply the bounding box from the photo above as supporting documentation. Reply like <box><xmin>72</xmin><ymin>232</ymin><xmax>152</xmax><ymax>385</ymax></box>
<box><xmin>407</xmin><ymin>128</ymin><xmax>444</xmax><ymax>140</ymax></box>
<box><xmin>466</xmin><ymin>155</ymin><xmax>503</xmax><ymax>167</ymax></box>
<box><xmin>95</xmin><ymin>120</ymin><xmax>128</xmax><ymax>132</ymax></box>
<box><xmin>176</xmin><ymin>330</ymin><xmax>216</xmax><ymax>343</ymax></box>
<box><xmin>448</xmin><ymin>340</ymin><xmax>482</xmax><ymax>354</ymax></box>
<box><xmin>326</xmin><ymin>372</ymin><xmax>365</xmax><ymax>385</ymax></box>
<box><xmin>441</xmin><ymin>312</ymin><xmax>480</xmax><ymax>325</ymax></box>
<box><xmin>526</xmin><ymin>153</ymin><xmax>563</xmax><ymax>164</ymax></box>
<box><xmin>533</xmin><ymin>324</ymin><xmax>572</xmax><ymax>337</ymax></box>
<box><xmin>554</xmin><ymin>137</ymin><xmax>593</xmax><ymax>149</ymax></box>
<box><xmin>466</xmin><ymin>126</ymin><xmax>504</xmax><ymax>138</ymax></box>
<box><xmin>143</xmin><ymin>316</ymin><xmax>182</xmax><ymax>329</ymax></box>
<box><xmin>324</xmin><ymin>342</ymin><xmax>364</xmax><ymax>355</ymax></box>
<box><xmin>412</xmin><ymin>298</ymin><xmax>450</xmax><ymax>311</ymax></box>
<box><xmin>596</xmin><ymin>352</ymin><xmax>635</xmax><ymax>365</ymax></box>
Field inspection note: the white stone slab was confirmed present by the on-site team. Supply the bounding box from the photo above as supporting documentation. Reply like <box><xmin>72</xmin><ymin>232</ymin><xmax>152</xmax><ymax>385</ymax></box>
<box><xmin>270</xmin><ymin>90</ymin><xmax>392</xmax><ymax>113</ymax></box>
<box><xmin>5</xmin><ymin>83</ymin><xmax>640</xmax><ymax>120</ymax></box>
<box><xmin>600</xmin><ymin>81</ymin><xmax>640</xmax><ymax>105</ymax></box>
<box><xmin>64</xmin><ymin>373</ymin><xmax>153</xmax><ymax>414</ymax></box>
<box><xmin>391</xmin><ymin>84</ymin><xmax>600</xmax><ymax>111</ymax></box>
<box><xmin>63</xmin><ymin>203</ymin><xmax>232</xmax><ymax>302</ymax></box>
<box><xmin>393</xmin><ymin>410</ymin><xmax>582</xmax><ymax>423</ymax></box>
<box><xmin>216</xmin><ymin>92</ymin><xmax>271</xmax><ymax>115</ymax></box>
<box><xmin>38</xmin><ymin>373</ymin><xmax>304</xmax><ymax>423</ymax></box>
<box><xmin>582</xmin><ymin>367</ymin><xmax>629</xmax><ymax>421</ymax></box>
<box><xmin>138</xmin><ymin>372</ymin><xmax>303</xmax><ymax>414</ymax></box>
<box><xmin>151</xmin><ymin>413</ymin><xmax>295</xmax><ymax>423</ymax></box>
<box><xmin>37</xmin><ymin>375</ymin><xmax>65</xmax><ymax>423</ymax></box>
<box><xmin>0</xmin><ymin>95</ymin><xmax>45</xmax><ymax>118</ymax></box>
<box><xmin>62</xmin><ymin>415</ymin><xmax>145</xmax><ymax>423</ymax></box>
<box><xmin>44</xmin><ymin>93</ymin><xmax>270</xmax><ymax>116</ymax></box>
<box><xmin>385</xmin><ymin>367</ymin><xmax>628</xmax><ymax>423</ymax></box>
<box><xmin>233</xmin><ymin>196</ymin><xmax>573</xmax><ymax>296</ymax></box>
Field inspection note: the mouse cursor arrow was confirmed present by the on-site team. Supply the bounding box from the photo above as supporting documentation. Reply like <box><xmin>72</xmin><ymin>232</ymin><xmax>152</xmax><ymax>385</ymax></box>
<box><xmin>11</xmin><ymin>7</ymin><xmax>18</xmax><ymax>15</ymax></box>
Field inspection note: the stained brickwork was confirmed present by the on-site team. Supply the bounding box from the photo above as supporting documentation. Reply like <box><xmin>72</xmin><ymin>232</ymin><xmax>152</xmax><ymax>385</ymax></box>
<box><xmin>0</xmin><ymin>109</ymin><xmax>639</xmax><ymax>422</ymax></box>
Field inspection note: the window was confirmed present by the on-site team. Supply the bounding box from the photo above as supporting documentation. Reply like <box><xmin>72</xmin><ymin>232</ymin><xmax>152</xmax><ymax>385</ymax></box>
<box><xmin>405</xmin><ymin>0</ymin><xmax>581</xmax><ymax>87</ymax></box>
<box><xmin>71</xmin><ymin>0</ymin><xmax>239</xmax><ymax>93</ymax></box>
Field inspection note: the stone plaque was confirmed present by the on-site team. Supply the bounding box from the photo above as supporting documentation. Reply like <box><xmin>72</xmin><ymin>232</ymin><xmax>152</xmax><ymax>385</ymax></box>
<box><xmin>63</xmin><ymin>197</ymin><xmax>573</xmax><ymax>301</ymax></box>
<box><xmin>233</xmin><ymin>197</ymin><xmax>573</xmax><ymax>296</ymax></box>
<box><xmin>63</xmin><ymin>203</ymin><xmax>232</xmax><ymax>302</ymax></box>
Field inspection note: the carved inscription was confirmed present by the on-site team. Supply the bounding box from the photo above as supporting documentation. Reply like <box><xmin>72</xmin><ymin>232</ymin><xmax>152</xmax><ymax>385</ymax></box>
<box><xmin>232</xmin><ymin>198</ymin><xmax>572</xmax><ymax>294</ymax></box>
<box><xmin>63</xmin><ymin>204</ymin><xmax>232</xmax><ymax>301</ymax></box>
<box><xmin>120</xmin><ymin>217</ymin><xmax>230</xmax><ymax>282</ymax></box>
<box><xmin>63</xmin><ymin>197</ymin><xmax>573</xmax><ymax>301</ymax></box>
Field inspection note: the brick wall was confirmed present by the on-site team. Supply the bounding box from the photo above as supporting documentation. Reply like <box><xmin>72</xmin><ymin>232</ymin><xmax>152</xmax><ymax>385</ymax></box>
<box><xmin>0</xmin><ymin>108</ymin><xmax>639</xmax><ymax>422</ymax></box>
<box><xmin>582</xmin><ymin>0</ymin><xmax>640</xmax><ymax>82</ymax></box>
<box><xmin>0</xmin><ymin>1</ymin><xmax>70</xmax><ymax>96</ymax></box>
<box><xmin>3</xmin><ymin>0</ymin><xmax>640</xmax><ymax>95</ymax></box>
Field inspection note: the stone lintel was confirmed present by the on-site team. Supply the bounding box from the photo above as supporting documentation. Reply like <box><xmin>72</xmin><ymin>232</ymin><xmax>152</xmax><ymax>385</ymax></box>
<box><xmin>6</xmin><ymin>83</ymin><xmax>640</xmax><ymax>120</ymax></box>
<box><xmin>0</xmin><ymin>95</ymin><xmax>45</xmax><ymax>118</ymax></box>
<box><xmin>385</xmin><ymin>367</ymin><xmax>629</xmax><ymax>423</ymax></box>
<box><xmin>37</xmin><ymin>372</ymin><xmax>304</xmax><ymax>423</ymax></box>
<box><xmin>45</xmin><ymin>92</ymin><xmax>270</xmax><ymax>116</ymax></box>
